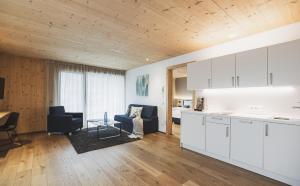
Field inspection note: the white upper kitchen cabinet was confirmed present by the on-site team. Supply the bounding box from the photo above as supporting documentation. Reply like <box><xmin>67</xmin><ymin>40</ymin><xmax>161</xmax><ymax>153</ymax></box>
<box><xmin>212</xmin><ymin>54</ymin><xmax>236</xmax><ymax>88</ymax></box>
<box><xmin>181</xmin><ymin>112</ymin><xmax>206</xmax><ymax>151</ymax></box>
<box><xmin>264</xmin><ymin>122</ymin><xmax>300</xmax><ymax>181</ymax></box>
<box><xmin>236</xmin><ymin>47</ymin><xmax>268</xmax><ymax>87</ymax></box>
<box><xmin>268</xmin><ymin>39</ymin><xmax>300</xmax><ymax>86</ymax></box>
<box><xmin>231</xmin><ymin>118</ymin><xmax>264</xmax><ymax>168</ymax></box>
<box><xmin>187</xmin><ymin>59</ymin><xmax>211</xmax><ymax>90</ymax></box>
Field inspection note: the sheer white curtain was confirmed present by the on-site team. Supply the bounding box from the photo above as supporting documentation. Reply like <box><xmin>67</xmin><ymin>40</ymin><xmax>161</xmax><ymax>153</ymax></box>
<box><xmin>86</xmin><ymin>72</ymin><xmax>125</xmax><ymax>120</ymax></box>
<box><xmin>59</xmin><ymin>71</ymin><xmax>85</xmax><ymax>113</ymax></box>
<box><xmin>48</xmin><ymin>62</ymin><xmax>125</xmax><ymax>126</ymax></box>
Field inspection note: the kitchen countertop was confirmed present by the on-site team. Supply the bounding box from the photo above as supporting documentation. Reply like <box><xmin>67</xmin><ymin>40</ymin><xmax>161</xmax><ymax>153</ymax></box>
<box><xmin>181</xmin><ymin>110</ymin><xmax>300</xmax><ymax>126</ymax></box>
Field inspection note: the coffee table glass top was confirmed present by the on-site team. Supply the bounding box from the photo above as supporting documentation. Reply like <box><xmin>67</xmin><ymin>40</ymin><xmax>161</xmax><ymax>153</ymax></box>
<box><xmin>86</xmin><ymin>119</ymin><xmax>121</xmax><ymax>139</ymax></box>
<box><xmin>87</xmin><ymin>119</ymin><xmax>119</xmax><ymax>126</ymax></box>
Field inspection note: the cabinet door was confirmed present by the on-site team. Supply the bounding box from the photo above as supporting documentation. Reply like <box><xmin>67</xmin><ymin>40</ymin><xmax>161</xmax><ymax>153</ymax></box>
<box><xmin>231</xmin><ymin>119</ymin><xmax>264</xmax><ymax>168</ymax></box>
<box><xmin>187</xmin><ymin>60</ymin><xmax>211</xmax><ymax>90</ymax></box>
<box><xmin>206</xmin><ymin>122</ymin><xmax>230</xmax><ymax>158</ymax></box>
<box><xmin>212</xmin><ymin>54</ymin><xmax>236</xmax><ymax>88</ymax></box>
<box><xmin>181</xmin><ymin>113</ymin><xmax>206</xmax><ymax>151</ymax></box>
<box><xmin>264</xmin><ymin>123</ymin><xmax>300</xmax><ymax>180</ymax></box>
<box><xmin>268</xmin><ymin>39</ymin><xmax>300</xmax><ymax>86</ymax></box>
<box><xmin>236</xmin><ymin>48</ymin><xmax>267</xmax><ymax>87</ymax></box>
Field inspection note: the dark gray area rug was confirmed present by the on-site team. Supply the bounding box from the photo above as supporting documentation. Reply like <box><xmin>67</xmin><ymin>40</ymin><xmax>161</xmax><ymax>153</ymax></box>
<box><xmin>67</xmin><ymin>126</ymin><xmax>139</xmax><ymax>154</ymax></box>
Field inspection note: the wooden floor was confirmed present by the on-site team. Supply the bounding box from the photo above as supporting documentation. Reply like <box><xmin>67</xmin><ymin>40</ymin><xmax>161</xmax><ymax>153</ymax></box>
<box><xmin>0</xmin><ymin>132</ymin><xmax>285</xmax><ymax>186</ymax></box>
<box><xmin>172</xmin><ymin>123</ymin><xmax>180</xmax><ymax>139</ymax></box>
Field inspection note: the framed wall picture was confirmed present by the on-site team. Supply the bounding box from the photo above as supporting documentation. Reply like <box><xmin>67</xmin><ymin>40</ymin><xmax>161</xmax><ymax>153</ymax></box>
<box><xmin>136</xmin><ymin>74</ymin><xmax>149</xmax><ymax>96</ymax></box>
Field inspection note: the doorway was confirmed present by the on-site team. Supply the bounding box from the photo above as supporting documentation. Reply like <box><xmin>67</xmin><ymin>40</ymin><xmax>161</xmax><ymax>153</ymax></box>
<box><xmin>166</xmin><ymin>63</ymin><xmax>195</xmax><ymax>137</ymax></box>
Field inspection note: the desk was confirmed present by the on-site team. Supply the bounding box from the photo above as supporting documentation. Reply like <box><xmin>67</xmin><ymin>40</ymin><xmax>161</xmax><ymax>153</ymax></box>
<box><xmin>0</xmin><ymin>112</ymin><xmax>10</xmax><ymax>125</ymax></box>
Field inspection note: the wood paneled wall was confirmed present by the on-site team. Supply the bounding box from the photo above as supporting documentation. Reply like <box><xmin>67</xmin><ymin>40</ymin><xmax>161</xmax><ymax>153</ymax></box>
<box><xmin>0</xmin><ymin>53</ymin><xmax>48</xmax><ymax>133</ymax></box>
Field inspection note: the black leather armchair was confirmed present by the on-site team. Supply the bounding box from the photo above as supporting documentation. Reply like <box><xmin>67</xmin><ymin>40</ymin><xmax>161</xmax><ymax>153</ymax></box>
<box><xmin>114</xmin><ymin>104</ymin><xmax>158</xmax><ymax>134</ymax></box>
<box><xmin>47</xmin><ymin>106</ymin><xmax>83</xmax><ymax>135</ymax></box>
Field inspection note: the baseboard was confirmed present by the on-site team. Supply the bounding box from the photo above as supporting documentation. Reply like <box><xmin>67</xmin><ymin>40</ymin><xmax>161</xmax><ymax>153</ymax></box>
<box><xmin>17</xmin><ymin>130</ymin><xmax>46</xmax><ymax>135</ymax></box>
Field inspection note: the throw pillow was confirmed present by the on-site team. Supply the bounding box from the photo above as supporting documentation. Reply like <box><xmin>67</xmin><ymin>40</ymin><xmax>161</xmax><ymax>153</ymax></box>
<box><xmin>129</xmin><ymin>107</ymin><xmax>143</xmax><ymax>118</ymax></box>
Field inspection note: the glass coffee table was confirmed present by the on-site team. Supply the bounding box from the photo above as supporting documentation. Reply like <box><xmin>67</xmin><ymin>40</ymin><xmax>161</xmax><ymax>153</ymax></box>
<box><xmin>86</xmin><ymin>119</ymin><xmax>122</xmax><ymax>140</ymax></box>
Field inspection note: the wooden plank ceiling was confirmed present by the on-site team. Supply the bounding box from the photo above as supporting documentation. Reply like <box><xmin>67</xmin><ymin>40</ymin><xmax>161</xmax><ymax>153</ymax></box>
<box><xmin>173</xmin><ymin>66</ymin><xmax>187</xmax><ymax>78</ymax></box>
<box><xmin>0</xmin><ymin>0</ymin><xmax>300</xmax><ymax>70</ymax></box>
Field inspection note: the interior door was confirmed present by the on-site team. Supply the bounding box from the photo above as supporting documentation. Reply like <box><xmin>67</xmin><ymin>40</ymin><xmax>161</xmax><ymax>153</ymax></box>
<box><xmin>187</xmin><ymin>59</ymin><xmax>211</xmax><ymax>90</ymax></box>
<box><xmin>268</xmin><ymin>39</ymin><xmax>300</xmax><ymax>86</ymax></box>
<box><xmin>181</xmin><ymin>113</ymin><xmax>206</xmax><ymax>151</ymax></box>
<box><xmin>264</xmin><ymin>122</ymin><xmax>300</xmax><ymax>180</ymax></box>
<box><xmin>231</xmin><ymin>119</ymin><xmax>264</xmax><ymax>168</ymax></box>
<box><xmin>236</xmin><ymin>47</ymin><xmax>267</xmax><ymax>87</ymax></box>
<box><xmin>212</xmin><ymin>54</ymin><xmax>236</xmax><ymax>88</ymax></box>
<box><xmin>206</xmin><ymin>122</ymin><xmax>230</xmax><ymax>158</ymax></box>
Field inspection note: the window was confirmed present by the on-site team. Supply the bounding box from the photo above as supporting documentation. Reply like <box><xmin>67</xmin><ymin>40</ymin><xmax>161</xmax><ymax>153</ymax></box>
<box><xmin>86</xmin><ymin>72</ymin><xmax>125</xmax><ymax>120</ymax></box>
<box><xmin>60</xmin><ymin>71</ymin><xmax>84</xmax><ymax>112</ymax></box>
<box><xmin>59</xmin><ymin>70</ymin><xmax>125</xmax><ymax>123</ymax></box>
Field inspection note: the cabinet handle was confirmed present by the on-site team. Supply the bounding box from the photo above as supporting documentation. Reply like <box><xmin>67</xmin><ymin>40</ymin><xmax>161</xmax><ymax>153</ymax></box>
<box><xmin>226</xmin><ymin>126</ymin><xmax>229</xmax><ymax>137</ymax></box>
<box><xmin>208</xmin><ymin>79</ymin><xmax>211</xmax><ymax>88</ymax></box>
<box><xmin>232</xmin><ymin>76</ymin><xmax>235</xmax><ymax>87</ymax></box>
<box><xmin>269</xmin><ymin>73</ymin><xmax>273</xmax><ymax>85</ymax></box>
<box><xmin>237</xmin><ymin>76</ymin><xmax>240</xmax><ymax>87</ymax></box>
<box><xmin>212</xmin><ymin>117</ymin><xmax>223</xmax><ymax>120</ymax></box>
<box><xmin>265</xmin><ymin>124</ymin><xmax>269</xmax><ymax>136</ymax></box>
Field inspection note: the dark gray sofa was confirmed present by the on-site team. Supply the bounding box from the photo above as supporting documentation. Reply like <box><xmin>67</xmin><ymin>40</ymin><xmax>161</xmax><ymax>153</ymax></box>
<box><xmin>114</xmin><ymin>104</ymin><xmax>158</xmax><ymax>134</ymax></box>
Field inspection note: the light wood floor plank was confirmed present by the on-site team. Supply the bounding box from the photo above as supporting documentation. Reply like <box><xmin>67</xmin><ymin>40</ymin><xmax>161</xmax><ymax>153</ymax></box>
<box><xmin>0</xmin><ymin>132</ymin><xmax>286</xmax><ymax>186</ymax></box>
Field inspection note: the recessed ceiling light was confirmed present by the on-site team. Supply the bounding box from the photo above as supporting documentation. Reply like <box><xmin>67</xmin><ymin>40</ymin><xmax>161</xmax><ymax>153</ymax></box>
<box><xmin>228</xmin><ymin>33</ymin><xmax>237</xmax><ymax>39</ymax></box>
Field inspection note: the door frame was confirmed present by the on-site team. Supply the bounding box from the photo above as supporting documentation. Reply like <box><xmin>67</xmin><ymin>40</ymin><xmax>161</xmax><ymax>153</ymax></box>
<box><xmin>166</xmin><ymin>61</ymin><xmax>195</xmax><ymax>135</ymax></box>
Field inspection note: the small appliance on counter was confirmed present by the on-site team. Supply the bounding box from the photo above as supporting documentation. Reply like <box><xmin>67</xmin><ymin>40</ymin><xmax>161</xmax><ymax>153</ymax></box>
<box><xmin>183</xmin><ymin>100</ymin><xmax>192</xmax><ymax>108</ymax></box>
<box><xmin>194</xmin><ymin>97</ymin><xmax>204</xmax><ymax>111</ymax></box>
<box><xmin>176</xmin><ymin>99</ymin><xmax>183</xmax><ymax>107</ymax></box>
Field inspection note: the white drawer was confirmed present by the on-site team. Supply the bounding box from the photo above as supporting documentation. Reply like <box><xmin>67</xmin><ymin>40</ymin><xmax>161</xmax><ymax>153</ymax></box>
<box><xmin>206</xmin><ymin>115</ymin><xmax>231</xmax><ymax>124</ymax></box>
<box><xmin>231</xmin><ymin>118</ymin><xmax>254</xmax><ymax>125</ymax></box>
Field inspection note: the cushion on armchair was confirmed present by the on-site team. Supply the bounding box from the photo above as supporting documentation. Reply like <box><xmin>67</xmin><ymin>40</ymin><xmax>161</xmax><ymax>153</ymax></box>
<box><xmin>129</xmin><ymin>107</ymin><xmax>143</xmax><ymax>118</ymax></box>
<box><xmin>49</xmin><ymin>106</ymin><xmax>65</xmax><ymax>115</ymax></box>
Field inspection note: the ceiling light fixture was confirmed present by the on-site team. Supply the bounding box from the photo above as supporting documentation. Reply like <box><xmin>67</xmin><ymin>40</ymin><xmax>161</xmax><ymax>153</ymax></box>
<box><xmin>228</xmin><ymin>33</ymin><xmax>237</xmax><ymax>39</ymax></box>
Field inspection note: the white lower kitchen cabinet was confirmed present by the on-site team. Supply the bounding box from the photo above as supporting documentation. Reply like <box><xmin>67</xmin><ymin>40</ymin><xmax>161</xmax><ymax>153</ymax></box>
<box><xmin>231</xmin><ymin>118</ymin><xmax>264</xmax><ymax>168</ymax></box>
<box><xmin>181</xmin><ymin>111</ymin><xmax>300</xmax><ymax>185</ymax></box>
<box><xmin>264</xmin><ymin>122</ymin><xmax>300</xmax><ymax>181</ymax></box>
<box><xmin>181</xmin><ymin>112</ymin><xmax>206</xmax><ymax>151</ymax></box>
<box><xmin>206</xmin><ymin>122</ymin><xmax>230</xmax><ymax>158</ymax></box>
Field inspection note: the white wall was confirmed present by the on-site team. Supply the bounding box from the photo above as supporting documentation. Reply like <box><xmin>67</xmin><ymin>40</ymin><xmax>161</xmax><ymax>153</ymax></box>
<box><xmin>126</xmin><ymin>22</ymin><xmax>300</xmax><ymax>132</ymax></box>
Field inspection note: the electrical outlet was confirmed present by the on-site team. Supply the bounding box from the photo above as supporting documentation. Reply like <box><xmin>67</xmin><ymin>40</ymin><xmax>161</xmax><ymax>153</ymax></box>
<box><xmin>249</xmin><ymin>105</ymin><xmax>263</xmax><ymax>110</ymax></box>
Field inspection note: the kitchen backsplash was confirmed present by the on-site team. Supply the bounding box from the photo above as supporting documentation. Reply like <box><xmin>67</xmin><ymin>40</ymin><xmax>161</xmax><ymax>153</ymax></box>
<box><xmin>196</xmin><ymin>86</ymin><xmax>300</xmax><ymax>117</ymax></box>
